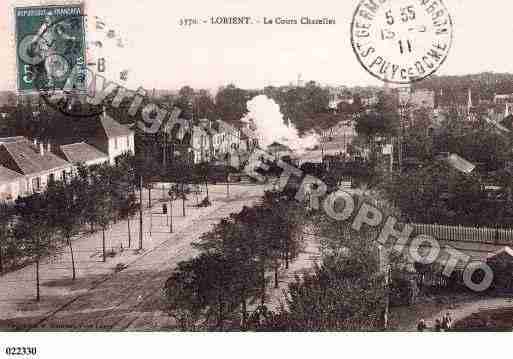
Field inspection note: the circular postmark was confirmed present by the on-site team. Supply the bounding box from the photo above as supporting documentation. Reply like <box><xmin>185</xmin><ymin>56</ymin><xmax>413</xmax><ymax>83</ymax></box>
<box><xmin>350</xmin><ymin>0</ymin><xmax>453</xmax><ymax>84</ymax></box>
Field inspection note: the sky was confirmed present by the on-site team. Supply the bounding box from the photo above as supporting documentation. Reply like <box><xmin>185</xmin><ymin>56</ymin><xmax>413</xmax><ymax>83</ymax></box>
<box><xmin>1</xmin><ymin>0</ymin><xmax>512</xmax><ymax>92</ymax></box>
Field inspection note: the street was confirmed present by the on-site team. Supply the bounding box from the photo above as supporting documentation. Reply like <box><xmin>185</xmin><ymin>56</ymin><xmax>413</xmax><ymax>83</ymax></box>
<box><xmin>0</xmin><ymin>184</ymin><xmax>266</xmax><ymax>330</ymax></box>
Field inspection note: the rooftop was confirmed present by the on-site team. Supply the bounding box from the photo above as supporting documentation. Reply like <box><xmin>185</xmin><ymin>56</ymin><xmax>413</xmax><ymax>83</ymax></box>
<box><xmin>100</xmin><ymin>114</ymin><xmax>133</xmax><ymax>138</ymax></box>
<box><xmin>60</xmin><ymin>142</ymin><xmax>108</xmax><ymax>164</ymax></box>
<box><xmin>0</xmin><ymin>138</ymin><xmax>72</xmax><ymax>175</ymax></box>
<box><xmin>0</xmin><ymin>165</ymin><xmax>23</xmax><ymax>185</ymax></box>
<box><xmin>0</xmin><ymin>136</ymin><xmax>26</xmax><ymax>144</ymax></box>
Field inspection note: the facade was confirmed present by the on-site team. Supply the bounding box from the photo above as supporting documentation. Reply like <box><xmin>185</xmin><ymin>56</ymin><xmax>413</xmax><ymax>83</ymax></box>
<box><xmin>87</xmin><ymin>114</ymin><xmax>135</xmax><ymax>165</ymax></box>
<box><xmin>0</xmin><ymin>137</ymin><xmax>74</xmax><ymax>197</ymax></box>
<box><xmin>190</xmin><ymin>119</ymin><xmax>256</xmax><ymax>165</ymax></box>
<box><xmin>494</xmin><ymin>93</ymin><xmax>513</xmax><ymax>104</ymax></box>
<box><xmin>191</xmin><ymin>125</ymin><xmax>212</xmax><ymax>164</ymax></box>
<box><xmin>0</xmin><ymin>114</ymin><xmax>134</xmax><ymax>201</ymax></box>
<box><xmin>0</xmin><ymin>165</ymin><xmax>23</xmax><ymax>202</ymax></box>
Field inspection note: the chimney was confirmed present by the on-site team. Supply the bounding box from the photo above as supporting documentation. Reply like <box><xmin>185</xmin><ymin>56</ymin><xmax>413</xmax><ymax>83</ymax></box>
<box><xmin>39</xmin><ymin>143</ymin><xmax>44</xmax><ymax>156</ymax></box>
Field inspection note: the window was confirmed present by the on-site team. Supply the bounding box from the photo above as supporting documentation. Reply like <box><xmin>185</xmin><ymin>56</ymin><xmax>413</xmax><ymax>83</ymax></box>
<box><xmin>32</xmin><ymin>177</ymin><xmax>41</xmax><ymax>192</ymax></box>
<box><xmin>114</xmin><ymin>137</ymin><xmax>118</xmax><ymax>150</ymax></box>
<box><xmin>62</xmin><ymin>171</ymin><xmax>67</xmax><ymax>182</ymax></box>
<box><xmin>49</xmin><ymin>173</ymin><xmax>55</xmax><ymax>183</ymax></box>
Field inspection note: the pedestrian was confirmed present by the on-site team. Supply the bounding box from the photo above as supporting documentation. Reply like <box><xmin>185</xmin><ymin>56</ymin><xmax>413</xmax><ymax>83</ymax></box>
<box><xmin>442</xmin><ymin>312</ymin><xmax>452</xmax><ymax>331</ymax></box>
<box><xmin>417</xmin><ymin>318</ymin><xmax>427</xmax><ymax>332</ymax></box>
<box><xmin>435</xmin><ymin>318</ymin><xmax>442</xmax><ymax>332</ymax></box>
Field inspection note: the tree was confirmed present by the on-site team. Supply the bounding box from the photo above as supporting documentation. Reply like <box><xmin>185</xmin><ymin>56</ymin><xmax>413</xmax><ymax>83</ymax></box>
<box><xmin>381</xmin><ymin>160</ymin><xmax>494</xmax><ymax>226</ymax></box>
<box><xmin>46</xmin><ymin>180</ymin><xmax>83</xmax><ymax>280</ymax></box>
<box><xmin>215</xmin><ymin>84</ymin><xmax>250</xmax><ymax>124</ymax></box>
<box><xmin>90</xmin><ymin>164</ymin><xmax>116</xmax><ymax>262</ymax></box>
<box><xmin>194</xmin><ymin>162</ymin><xmax>211</xmax><ymax>205</ymax></box>
<box><xmin>73</xmin><ymin>165</ymin><xmax>99</xmax><ymax>233</ymax></box>
<box><xmin>169</xmin><ymin>161</ymin><xmax>193</xmax><ymax>217</ymax></box>
<box><xmin>276</xmin><ymin>253</ymin><xmax>387</xmax><ymax>330</ymax></box>
<box><xmin>15</xmin><ymin>194</ymin><xmax>59</xmax><ymax>301</ymax></box>
<box><xmin>169</xmin><ymin>183</ymin><xmax>190</xmax><ymax>217</ymax></box>
<box><xmin>0</xmin><ymin>203</ymin><xmax>16</xmax><ymax>274</ymax></box>
<box><xmin>193</xmin><ymin>218</ymin><xmax>260</xmax><ymax>329</ymax></box>
<box><xmin>110</xmin><ymin>154</ymin><xmax>138</xmax><ymax>247</ymax></box>
<box><xmin>118</xmin><ymin>193</ymin><xmax>138</xmax><ymax>248</ymax></box>
<box><xmin>176</xmin><ymin>86</ymin><xmax>195</xmax><ymax>121</ymax></box>
<box><xmin>195</xmin><ymin>89</ymin><xmax>216</xmax><ymax>121</ymax></box>
<box><xmin>163</xmin><ymin>256</ymin><xmax>210</xmax><ymax>330</ymax></box>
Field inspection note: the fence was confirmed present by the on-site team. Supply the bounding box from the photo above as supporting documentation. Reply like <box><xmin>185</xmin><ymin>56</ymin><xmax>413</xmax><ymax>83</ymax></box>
<box><xmin>412</xmin><ymin>223</ymin><xmax>513</xmax><ymax>244</ymax></box>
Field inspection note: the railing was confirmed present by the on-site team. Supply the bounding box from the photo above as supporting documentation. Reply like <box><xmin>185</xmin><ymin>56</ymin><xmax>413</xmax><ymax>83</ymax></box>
<box><xmin>412</xmin><ymin>223</ymin><xmax>513</xmax><ymax>244</ymax></box>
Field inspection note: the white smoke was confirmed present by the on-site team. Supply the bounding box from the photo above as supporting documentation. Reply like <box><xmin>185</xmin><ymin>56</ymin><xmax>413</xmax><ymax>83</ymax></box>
<box><xmin>242</xmin><ymin>95</ymin><xmax>318</xmax><ymax>154</ymax></box>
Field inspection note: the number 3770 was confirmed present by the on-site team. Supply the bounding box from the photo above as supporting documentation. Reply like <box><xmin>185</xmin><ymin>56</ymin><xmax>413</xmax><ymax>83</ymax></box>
<box><xmin>385</xmin><ymin>6</ymin><xmax>416</xmax><ymax>25</ymax></box>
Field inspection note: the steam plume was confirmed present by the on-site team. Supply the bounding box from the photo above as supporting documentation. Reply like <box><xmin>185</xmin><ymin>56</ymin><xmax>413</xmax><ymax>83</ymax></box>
<box><xmin>242</xmin><ymin>95</ymin><xmax>318</xmax><ymax>154</ymax></box>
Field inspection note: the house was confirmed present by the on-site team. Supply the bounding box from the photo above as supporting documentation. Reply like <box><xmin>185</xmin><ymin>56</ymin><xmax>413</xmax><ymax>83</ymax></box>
<box><xmin>0</xmin><ymin>137</ymin><xmax>74</xmax><ymax>196</ymax></box>
<box><xmin>399</xmin><ymin>88</ymin><xmax>435</xmax><ymax>109</ymax></box>
<box><xmin>87</xmin><ymin>113</ymin><xmax>135</xmax><ymax>165</ymax></box>
<box><xmin>59</xmin><ymin>142</ymin><xmax>109</xmax><ymax>167</ymax></box>
<box><xmin>494</xmin><ymin>93</ymin><xmax>513</xmax><ymax>104</ymax></box>
<box><xmin>0</xmin><ymin>165</ymin><xmax>24</xmax><ymax>202</ymax></box>
<box><xmin>191</xmin><ymin>125</ymin><xmax>212</xmax><ymax>164</ymax></box>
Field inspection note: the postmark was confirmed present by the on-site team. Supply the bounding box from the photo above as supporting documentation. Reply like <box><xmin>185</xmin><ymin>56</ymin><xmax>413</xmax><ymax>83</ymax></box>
<box><xmin>350</xmin><ymin>0</ymin><xmax>453</xmax><ymax>84</ymax></box>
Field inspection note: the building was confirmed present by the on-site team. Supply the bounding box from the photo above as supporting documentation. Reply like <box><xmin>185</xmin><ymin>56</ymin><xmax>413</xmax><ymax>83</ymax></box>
<box><xmin>191</xmin><ymin>125</ymin><xmax>212</xmax><ymax>164</ymax></box>
<box><xmin>0</xmin><ymin>165</ymin><xmax>24</xmax><ymax>202</ymax></box>
<box><xmin>59</xmin><ymin>142</ymin><xmax>109</xmax><ymax>167</ymax></box>
<box><xmin>87</xmin><ymin>113</ymin><xmax>135</xmax><ymax>165</ymax></box>
<box><xmin>0</xmin><ymin>110</ymin><xmax>136</xmax><ymax>201</ymax></box>
<box><xmin>494</xmin><ymin>93</ymin><xmax>513</xmax><ymax>104</ymax></box>
<box><xmin>327</xmin><ymin>86</ymin><xmax>353</xmax><ymax>110</ymax></box>
<box><xmin>399</xmin><ymin>87</ymin><xmax>435</xmax><ymax>109</ymax></box>
<box><xmin>0</xmin><ymin>137</ymin><xmax>74</xmax><ymax>196</ymax></box>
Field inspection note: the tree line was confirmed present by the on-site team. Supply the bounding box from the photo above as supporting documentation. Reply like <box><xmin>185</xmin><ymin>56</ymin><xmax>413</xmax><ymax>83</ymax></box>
<box><xmin>0</xmin><ymin>154</ymin><xmax>143</xmax><ymax>300</ymax></box>
<box><xmin>163</xmin><ymin>188</ymin><xmax>413</xmax><ymax>331</ymax></box>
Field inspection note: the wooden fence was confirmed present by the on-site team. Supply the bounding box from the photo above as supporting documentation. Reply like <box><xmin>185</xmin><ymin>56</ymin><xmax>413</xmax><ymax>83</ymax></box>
<box><xmin>412</xmin><ymin>223</ymin><xmax>513</xmax><ymax>244</ymax></box>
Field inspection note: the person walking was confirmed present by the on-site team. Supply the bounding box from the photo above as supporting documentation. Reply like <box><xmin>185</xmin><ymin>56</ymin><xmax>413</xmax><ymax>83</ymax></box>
<box><xmin>417</xmin><ymin>318</ymin><xmax>427</xmax><ymax>332</ymax></box>
<box><xmin>442</xmin><ymin>312</ymin><xmax>453</xmax><ymax>331</ymax></box>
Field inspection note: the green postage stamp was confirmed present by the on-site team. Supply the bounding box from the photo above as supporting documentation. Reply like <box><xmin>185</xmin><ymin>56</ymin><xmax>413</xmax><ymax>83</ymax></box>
<box><xmin>15</xmin><ymin>5</ymin><xmax>87</xmax><ymax>93</ymax></box>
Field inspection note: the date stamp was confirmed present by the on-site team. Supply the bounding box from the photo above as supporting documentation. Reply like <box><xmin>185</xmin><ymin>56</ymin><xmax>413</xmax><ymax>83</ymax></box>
<box><xmin>350</xmin><ymin>0</ymin><xmax>453</xmax><ymax>84</ymax></box>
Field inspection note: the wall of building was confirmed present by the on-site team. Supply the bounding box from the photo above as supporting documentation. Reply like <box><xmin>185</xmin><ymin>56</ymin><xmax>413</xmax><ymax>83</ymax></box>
<box><xmin>0</xmin><ymin>180</ymin><xmax>21</xmax><ymax>202</ymax></box>
<box><xmin>107</xmin><ymin>134</ymin><xmax>134</xmax><ymax>165</ymax></box>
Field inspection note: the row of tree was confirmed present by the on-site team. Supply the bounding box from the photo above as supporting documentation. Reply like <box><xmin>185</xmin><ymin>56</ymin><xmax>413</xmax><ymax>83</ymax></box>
<box><xmin>0</xmin><ymin>155</ymin><xmax>141</xmax><ymax>300</ymax></box>
<box><xmin>163</xmin><ymin>184</ymin><xmax>415</xmax><ymax>331</ymax></box>
<box><xmin>163</xmin><ymin>191</ymin><xmax>306</xmax><ymax>330</ymax></box>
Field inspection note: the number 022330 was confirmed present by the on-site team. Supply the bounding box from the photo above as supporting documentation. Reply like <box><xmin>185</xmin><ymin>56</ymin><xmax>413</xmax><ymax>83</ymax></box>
<box><xmin>4</xmin><ymin>347</ymin><xmax>37</xmax><ymax>356</ymax></box>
